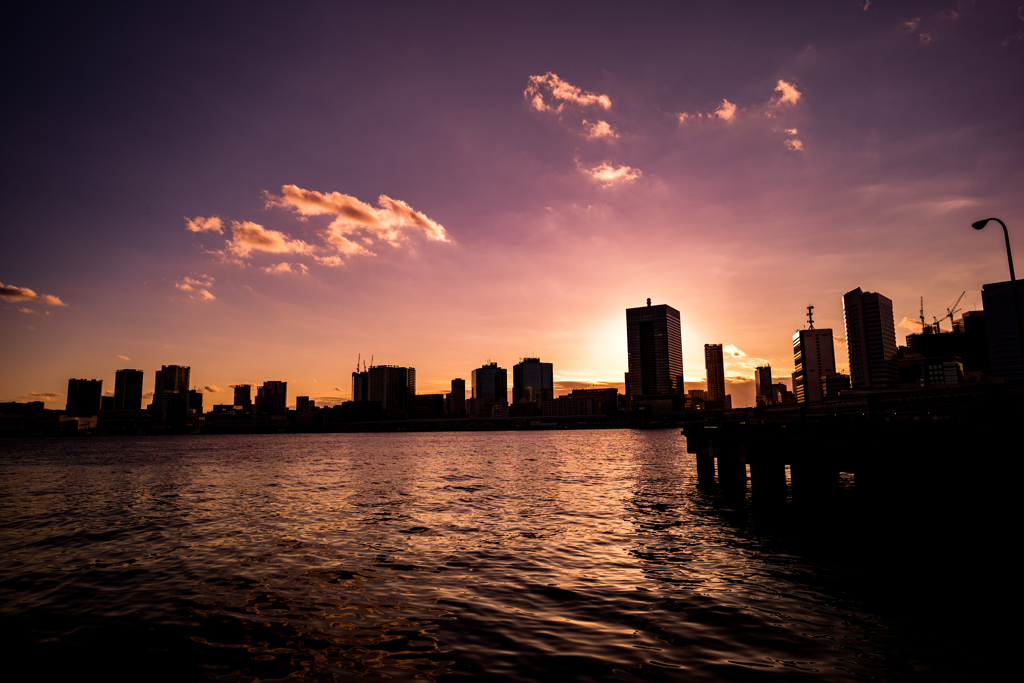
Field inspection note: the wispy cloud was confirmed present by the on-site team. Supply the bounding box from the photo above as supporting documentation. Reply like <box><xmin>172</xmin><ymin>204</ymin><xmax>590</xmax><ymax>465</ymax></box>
<box><xmin>784</xmin><ymin>139</ymin><xmax>804</xmax><ymax>151</ymax></box>
<box><xmin>314</xmin><ymin>255</ymin><xmax>344</xmax><ymax>267</ymax></box>
<box><xmin>175</xmin><ymin>275</ymin><xmax>216</xmax><ymax>301</ymax></box>
<box><xmin>262</xmin><ymin>262</ymin><xmax>309</xmax><ymax>275</ymax></box>
<box><xmin>524</xmin><ymin>72</ymin><xmax>611</xmax><ymax>114</ymax></box>
<box><xmin>723</xmin><ymin>344</ymin><xmax>746</xmax><ymax>358</ymax></box>
<box><xmin>201</xmin><ymin>385</ymin><xmax>223</xmax><ymax>393</ymax></box>
<box><xmin>184</xmin><ymin>215</ymin><xmax>224</xmax><ymax>233</ymax></box>
<box><xmin>227</xmin><ymin>220</ymin><xmax>315</xmax><ymax>258</ymax></box>
<box><xmin>117</xmin><ymin>354</ymin><xmax>131</xmax><ymax>361</ymax></box>
<box><xmin>898</xmin><ymin>316</ymin><xmax>922</xmax><ymax>333</ymax></box>
<box><xmin>583</xmin><ymin>119</ymin><xmax>618</xmax><ymax>140</ymax></box>
<box><xmin>22</xmin><ymin>391</ymin><xmax>63</xmax><ymax>399</ymax></box>
<box><xmin>0</xmin><ymin>282</ymin><xmax>68</xmax><ymax>306</ymax></box>
<box><xmin>582</xmin><ymin>162</ymin><xmax>642</xmax><ymax>187</ymax></box>
<box><xmin>267</xmin><ymin>185</ymin><xmax>448</xmax><ymax>258</ymax></box>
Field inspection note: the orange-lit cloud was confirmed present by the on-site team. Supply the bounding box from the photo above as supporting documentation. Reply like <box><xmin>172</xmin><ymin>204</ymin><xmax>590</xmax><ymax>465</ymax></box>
<box><xmin>201</xmin><ymin>385</ymin><xmax>223</xmax><ymax>393</ymax></box>
<box><xmin>723</xmin><ymin>344</ymin><xmax>746</xmax><ymax>357</ymax></box>
<box><xmin>524</xmin><ymin>72</ymin><xmax>611</xmax><ymax>114</ymax></box>
<box><xmin>117</xmin><ymin>354</ymin><xmax>131</xmax><ymax>361</ymax></box>
<box><xmin>0</xmin><ymin>282</ymin><xmax>68</xmax><ymax>306</ymax></box>
<box><xmin>184</xmin><ymin>215</ymin><xmax>224</xmax><ymax>233</ymax></box>
<box><xmin>898</xmin><ymin>316</ymin><xmax>922</xmax><ymax>333</ymax></box>
<box><xmin>769</xmin><ymin>80</ymin><xmax>801</xmax><ymax>108</ymax></box>
<box><xmin>314</xmin><ymin>255</ymin><xmax>344</xmax><ymax>267</ymax></box>
<box><xmin>582</xmin><ymin>162</ymin><xmax>642</xmax><ymax>186</ymax></box>
<box><xmin>175</xmin><ymin>275</ymin><xmax>216</xmax><ymax>301</ymax></box>
<box><xmin>262</xmin><ymin>262</ymin><xmax>309</xmax><ymax>275</ymax></box>
<box><xmin>715</xmin><ymin>99</ymin><xmax>737</xmax><ymax>121</ymax></box>
<box><xmin>784</xmin><ymin>139</ymin><xmax>804</xmax><ymax>151</ymax></box>
<box><xmin>583</xmin><ymin>119</ymin><xmax>618</xmax><ymax>139</ymax></box>
<box><xmin>267</xmin><ymin>185</ymin><xmax>448</xmax><ymax>257</ymax></box>
<box><xmin>227</xmin><ymin>220</ymin><xmax>315</xmax><ymax>258</ymax></box>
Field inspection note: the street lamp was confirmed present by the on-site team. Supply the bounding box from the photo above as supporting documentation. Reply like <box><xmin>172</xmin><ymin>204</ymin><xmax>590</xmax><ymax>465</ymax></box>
<box><xmin>972</xmin><ymin>217</ymin><xmax>1024</xmax><ymax>378</ymax></box>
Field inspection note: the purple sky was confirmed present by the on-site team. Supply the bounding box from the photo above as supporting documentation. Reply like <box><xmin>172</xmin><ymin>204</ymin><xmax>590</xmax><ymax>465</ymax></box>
<box><xmin>3</xmin><ymin>1</ymin><xmax>1023</xmax><ymax>408</ymax></box>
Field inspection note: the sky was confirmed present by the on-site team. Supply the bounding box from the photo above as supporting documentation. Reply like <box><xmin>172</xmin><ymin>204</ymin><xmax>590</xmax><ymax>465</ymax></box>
<box><xmin>2</xmin><ymin>0</ymin><xmax>1023</xmax><ymax>409</ymax></box>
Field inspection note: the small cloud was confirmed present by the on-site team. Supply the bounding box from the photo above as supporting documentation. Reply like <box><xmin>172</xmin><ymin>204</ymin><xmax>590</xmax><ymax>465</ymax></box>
<box><xmin>905</xmin><ymin>18</ymin><xmax>921</xmax><ymax>31</ymax></box>
<box><xmin>16</xmin><ymin>307</ymin><xmax>34</xmax><ymax>314</ymax></box>
<box><xmin>524</xmin><ymin>72</ymin><xmax>611</xmax><ymax>114</ymax></box>
<box><xmin>784</xmin><ymin>139</ymin><xmax>804</xmax><ymax>151</ymax></box>
<box><xmin>227</xmin><ymin>220</ymin><xmax>315</xmax><ymax>258</ymax></box>
<box><xmin>184</xmin><ymin>215</ymin><xmax>224</xmax><ymax>233</ymax></box>
<box><xmin>0</xmin><ymin>282</ymin><xmax>68</xmax><ymax>306</ymax></box>
<box><xmin>714</xmin><ymin>99</ymin><xmax>737</xmax><ymax>121</ymax></box>
<box><xmin>117</xmin><ymin>355</ymin><xmax>131</xmax><ymax>361</ymax></box>
<box><xmin>266</xmin><ymin>185</ymin><xmax>448</xmax><ymax>259</ymax></box>
<box><xmin>262</xmin><ymin>262</ymin><xmax>309</xmax><ymax>275</ymax></box>
<box><xmin>333</xmin><ymin>387</ymin><xmax>342</xmax><ymax>392</ymax></box>
<box><xmin>862</xmin><ymin>0</ymin><xmax>870</xmax><ymax>10</ymax></box>
<box><xmin>201</xmin><ymin>385</ymin><xmax>223</xmax><ymax>393</ymax></box>
<box><xmin>898</xmin><ymin>316</ymin><xmax>923</xmax><ymax>333</ymax></box>
<box><xmin>723</xmin><ymin>344</ymin><xmax>747</xmax><ymax>358</ymax></box>
<box><xmin>769</xmin><ymin>80</ymin><xmax>801</xmax><ymax>108</ymax></box>
<box><xmin>143</xmin><ymin>391</ymin><xmax>154</xmax><ymax>399</ymax></box>
<box><xmin>22</xmin><ymin>391</ymin><xmax>64</xmax><ymax>399</ymax></box>
<box><xmin>784</xmin><ymin>128</ymin><xmax>798</xmax><ymax>135</ymax></box>
<box><xmin>175</xmin><ymin>275</ymin><xmax>216</xmax><ymax>301</ymax></box>
<box><xmin>918</xmin><ymin>33</ymin><xmax>933</xmax><ymax>45</ymax></box>
<box><xmin>582</xmin><ymin>162</ymin><xmax>642</xmax><ymax>187</ymax></box>
<box><xmin>103</xmin><ymin>390</ymin><xmax>115</xmax><ymax>397</ymax></box>
<box><xmin>833</xmin><ymin>335</ymin><xmax>847</xmax><ymax>345</ymax></box>
<box><xmin>582</xmin><ymin>119</ymin><xmax>618</xmax><ymax>140</ymax></box>
<box><xmin>314</xmin><ymin>255</ymin><xmax>344</xmax><ymax>267</ymax></box>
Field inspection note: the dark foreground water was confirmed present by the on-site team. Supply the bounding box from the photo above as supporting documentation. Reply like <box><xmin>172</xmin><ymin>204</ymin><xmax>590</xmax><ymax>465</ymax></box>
<box><xmin>0</xmin><ymin>432</ymin><xmax>1000</xmax><ymax>681</ymax></box>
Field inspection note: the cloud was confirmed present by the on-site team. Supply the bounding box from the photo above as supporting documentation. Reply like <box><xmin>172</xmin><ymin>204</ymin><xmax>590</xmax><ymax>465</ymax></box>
<box><xmin>524</xmin><ymin>72</ymin><xmax>611</xmax><ymax>114</ymax></box>
<box><xmin>16</xmin><ymin>307</ymin><xmax>34</xmax><ymax>314</ymax></box>
<box><xmin>332</xmin><ymin>387</ymin><xmax>343</xmax><ymax>392</ymax></box>
<box><xmin>863</xmin><ymin>0</ymin><xmax>870</xmax><ymax>10</ymax></box>
<box><xmin>314</xmin><ymin>255</ymin><xmax>344</xmax><ymax>267</ymax></box>
<box><xmin>583</xmin><ymin>119</ymin><xmax>618</xmax><ymax>140</ymax></box>
<box><xmin>201</xmin><ymin>385</ymin><xmax>223</xmax><ymax>393</ymax></box>
<box><xmin>833</xmin><ymin>335</ymin><xmax>847</xmax><ymax>346</ymax></box>
<box><xmin>714</xmin><ymin>99</ymin><xmax>737</xmax><ymax>121</ymax></box>
<box><xmin>784</xmin><ymin>128</ymin><xmax>798</xmax><ymax>135</ymax></box>
<box><xmin>723</xmin><ymin>344</ymin><xmax>747</xmax><ymax>358</ymax></box>
<box><xmin>22</xmin><ymin>391</ymin><xmax>63</xmax><ymax>399</ymax></box>
<box><xmin>175</xmin><ymin>275</ymin><xmax>216</xmax><ymax>301</ymax></box>
<box><xmin>227</xmin><ymin>220</ymin><xmax>315</xmax><ymax>258</ymax></box>
<box><xmin>905</xmin><ymin>18</ymin><xmax>921</xmax><ymax>31</ymax></box>
<box><xmin>0</xmin><ymin>282</ymin><xmax>68</xmax><ymax>306</ymax></box>
<box><xmin>898</xmin><ymin>316</ymin><xmax>923</xmax><ymax>333</ymax></box>
<box><xmin>143</xmin><ymin>391</ymin><xmax>154</xmax><ymax>399</ymax></box>
<box><xmin>117</xmin><ymin>355</ymin><xmax>131</xmax><ymax>361</ymax></box>
<box><xmin>266</xmin><ymin>185</ymin><xmax>448</xmax><ymax>257</ymax></box>
<box><xmin>262</xmin><ymin>262</ymin><xmax>309</xmax><ymax>275</ymax></box>
<box><xmin>770</xmin><ymin>80</ymin><xmax>801</xmax><ymax>108</ymax></box>
<box><xmin>918</xmin><ymin>33</ymin><xmax>933</xmax><ymax>45</ymax></box>
<box><xmin>582</xmin><ymin>162</ymin><xmax>642</xmax><ymax>187</ymax></box>
<box><xmin>784</xmin><ymin>139</ymin><xmax>804</xmax><ymax>151</ymax></box>
<box><xmin>184</xmin><ymin>215</ymin><xmax>224</xmax><ymax>233</ymax></box>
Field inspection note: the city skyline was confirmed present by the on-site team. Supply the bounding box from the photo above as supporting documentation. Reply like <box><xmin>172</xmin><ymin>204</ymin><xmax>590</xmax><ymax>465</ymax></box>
<box><xmin>2</xmin><ymin>2</ymin><xmax>1022</xmax><ymax>409</ymax></box>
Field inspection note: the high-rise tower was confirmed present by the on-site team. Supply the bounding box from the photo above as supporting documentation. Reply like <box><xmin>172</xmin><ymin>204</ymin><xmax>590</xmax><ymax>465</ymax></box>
<box><xmin>843</xmin><ymin>288</ymin><xmax>897</xmax><ymax>389</ymax></box>
<box><xmin>704</xmin><ymin>344</ymin><xmax>726</xmax><ymax>401</ymax></box>
<box><xmin>512</xmin><ymin>358</ymin><xmax>553</xmax><ymax>404</ymax></box>
<box><xmin>114</xmin><ymin>369</ymin><xmax>144</xmax><ymax>410</ymax></box>
<box><xmin>626</xmin><ymin>299</ymin><xmax>683</xmax><ymax>397</ymax></box>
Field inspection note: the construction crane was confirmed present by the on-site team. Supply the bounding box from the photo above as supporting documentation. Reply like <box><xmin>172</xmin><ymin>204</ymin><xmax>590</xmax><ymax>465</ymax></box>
<box><xmin>944</xmin><ymin>291</ymin><xmax>966</xmax><ymax>330</ymax></box>
<box><xmin>907</xmin><ymin>297</ymin><xmax>938</xmax><ymax>334</ymax></box>
<box><xmin>355</xmin><ymin>353</ymin><xmax>361</xmax><ymax>373</ymax></box>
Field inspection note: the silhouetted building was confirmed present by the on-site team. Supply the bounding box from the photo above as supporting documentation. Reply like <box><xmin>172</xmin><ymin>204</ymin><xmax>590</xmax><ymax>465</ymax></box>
<box><xmin>821</xmin><ymin>372</ymin><xmax>851</xmax><ymax>399</ymax></box>
<box><xmin>114</xmin><ymin>369</ymin><xmax>144</xmax><ymax>410</ymax></box>
<box><xmin>843</xmin><ymin>288</ymin><xmax>898</xmax><ymax>389</ymax></box>
<box><xmin>351</xmin><ymin>370</ymin><xmax>369</xmax><ymax>402</ymax></box>
<box><xmin>898</xmin><ymin>352</ymin><xmax>963</xmax><ymax>387</ymax></box>
<box><xmin>472</xmin><ymin>362</ymin><xmax>507</xmax><ymax>416</ymax></box>
<box><xmin>906</xmin><ymin>310</ymin><xmax>990</xmax><ymax>377</ymax></box>
<box><xmin>188</xmin><ymin>389</ymin><xmax>203</xmax><ymax>413</ymax></box>
<box><xmin>755</xmin><ymin>366</ymin><xmax>773</xmax><ymax>406</ymax></box>
<box><xmin>412</xmin><ymin>394</ymin><xmax>445</xmax><ymax>419</ymax></box>
<box><xmin>296</xmin><ymin>396</ymin><xmax>312</xmax><ymax>412</ymax></box>
<box><xmin>512</xmin><ymin>358</ymin><xmax>553</xmax><ymax>405</ymax></box>
<box><xmin>626</xmin><ymin>300</ymin><xmax>684</xmax><ymax>397</ymax></box>
<box><xmin>101</xmin><ymin>396</ymin><xmax>115</xmax><ymax>410</ymax></box>
<box><xmin>233</xmin><ymin>384</ymin><xmax>252</xmax><ymax>410</ymax></box>
<box><xmin>542</xmin><ymin>396</ymin><xmax>593</xmax><ymax>417</ymax></box>
<box><xmin>66</xmin><ymin>378</ymin><xmax>102</xmax><ymax>417</ymax></box>
<box><xmin>366</xmin><ymin>365</ymin><xmax>415</xmax><ymax>412</ymax></box>
<box><xmin>256</xmin><ymin>381</ymin><xmax>287</xmax><ymax>415</ymax></box>
<box><xmin>154</xmin><ymin>365</ymin><xmax>190</xmax><ymax>394</ymax></box>
<box><xmin>774</xmin><ymin>383</ymin><xmax>797</xmax><ymax>405</ymax></box>
<box><xmin>792</xmin><ymin>326</ymin><xmax>836</xmax><ymax>403</ymax></box>
<box><xmin>447</xmin><ymin>378</ymin><xmax>466</xmax><ymax>415</ymax></box>
<box><xmin>704</xmin><ymin>344</ymin><xmax>725</xmax><ymax>401</ymax></box>
<box><xmin>981</xmin><ymin>280</ymin><xmax>1024</xmax><ymax>381</ymax></box>
<box><xmin>566</xmin><ymin>388</ymin><xmax>618</xmax><ymax>414</ymax></box>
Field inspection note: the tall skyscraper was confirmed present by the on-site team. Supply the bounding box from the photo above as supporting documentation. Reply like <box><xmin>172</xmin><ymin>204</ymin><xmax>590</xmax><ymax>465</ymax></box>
<box><xmin>367</xmin><ymin>365</ymin><xmax>415</xmax><ymax>411</ymax></box>
<box><xmin>114</xmin><ymin>369</ymin><xmax>143</xmax><ymax>410</ymax></box>
<box><xmin>754</xmin><ymin>366</ymin><xmax>773</xmax><ymax>405</ymax></box>
<box><xmin>626</xmin><ymin>299</ymin><xmax>683</xmax><ymax>397</ymax></box>
<box><xmin>448</xmin><ymin>378</ymin><xmax>466</xmax><ymax>415</ymax></box>
<box><xmin>233</xmin><ymin>384</ymin><xmax>252</xmax><ymax>409</ymax></box>
<box><xmin>512</xmin><ymin>358</ymin><xmax>553</xmax><ymax>404</ymax></box>
<box><xmin>792</xmin><ymin>328</ymin><xmax>837</xmax><ymax>402</ymax></box>
<box><xmin>704</xmin><ymin>344</ymin><xmax>726</xmax><ymax>401</ymax></box>
<box><xmin>66</xmin><ymin>378</ymin><xmax>102</xmax><ymax>416</ymax></box>
<box><xmin>981</xmin><ymin>280</ymin><xmax>1024</xmax><ymax>381</ymax></box>
<box><xmin>472</xmin><ymin>362</ymin><xmax>507</xmax><ymax>415</ymax></box>
<box><xmin>256</xmin><ymin>381</ymin><xmax>288</xmax><ymax>415</ymax></box>
<box><xmin>154</xmin><ymin>365</ymin><xmax>190</xmax><ymax>394</ymax></box>
<box><xmin>843</xmin><ymin>288</ymin><xmax>898</xmax><ymax>389</ymax></box>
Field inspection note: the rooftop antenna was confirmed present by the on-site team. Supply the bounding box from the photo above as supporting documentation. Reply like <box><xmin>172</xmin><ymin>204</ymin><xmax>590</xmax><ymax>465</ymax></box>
<box><xmin>647</xmin><ymin>298</ymin><xmax>651</xmax><ymax>307</ymax></box>
<box><xmin>920</xmin><ymin>297</ymin><xmax>926</xmax><ymax>330</ymax></box>
<box><xmin>806</xmin><ymin>305</ymin><xmax>815</xmax><ymax>329</ymax></box>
